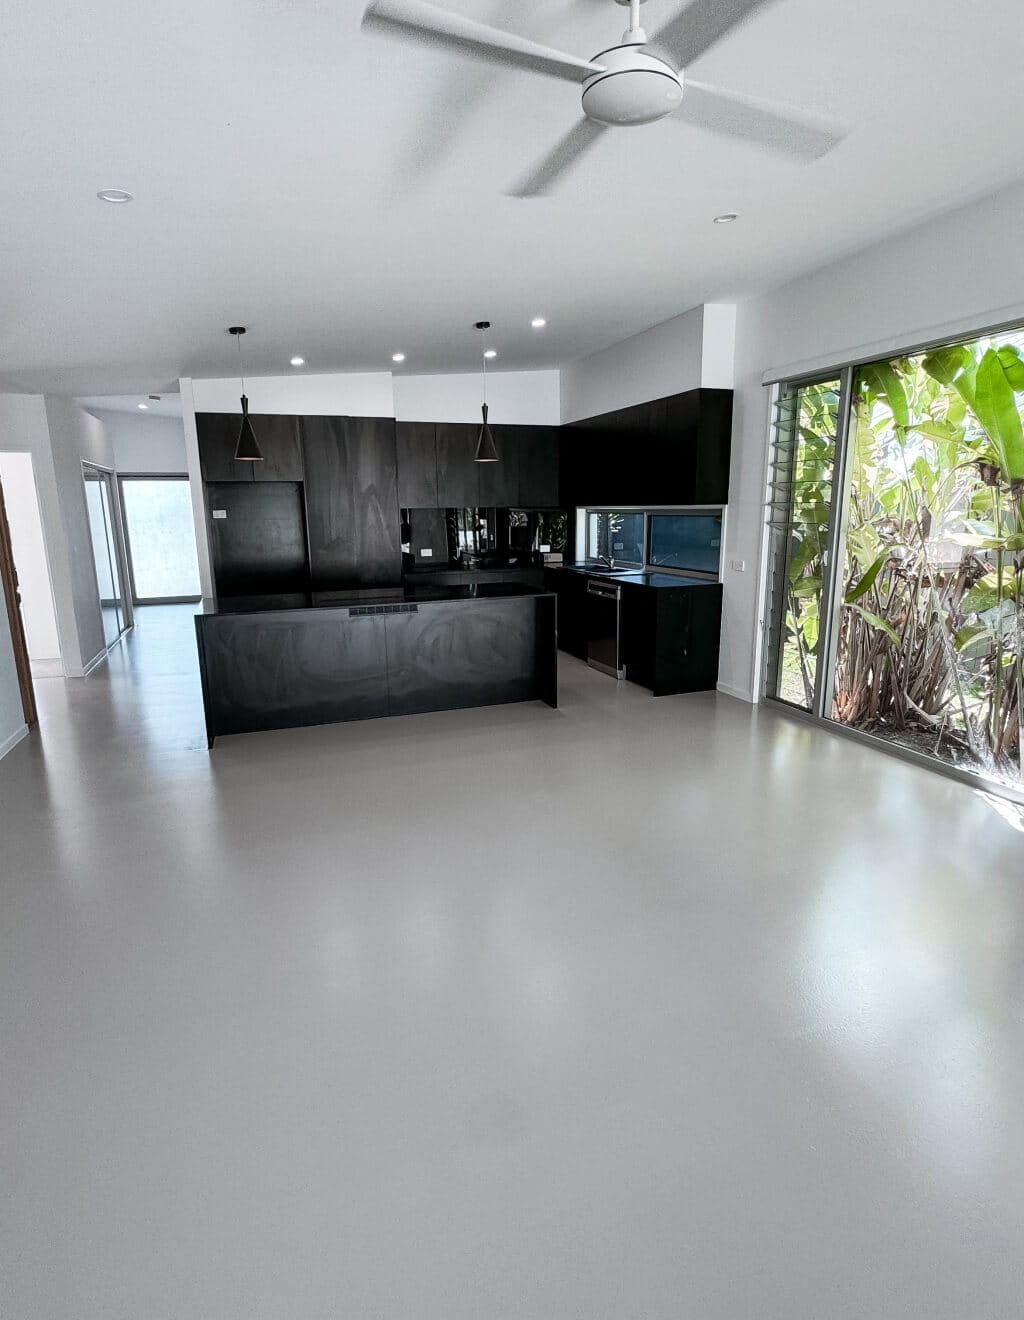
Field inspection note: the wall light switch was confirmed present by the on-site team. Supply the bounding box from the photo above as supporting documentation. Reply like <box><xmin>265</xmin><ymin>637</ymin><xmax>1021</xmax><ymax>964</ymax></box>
<box><xmin>420</xmin><ymin>548</ymin><xmax>433</xmax><ymax>558</ymax></box>
<box><xmin>212</xmin><ymin>509</ymin><xmax>227</xmax><ymax>520</ymax></box>
<box><xmin>730</xmin><ymin>558</ymin><xmax>746</xmax><ymax>572</ymax></box>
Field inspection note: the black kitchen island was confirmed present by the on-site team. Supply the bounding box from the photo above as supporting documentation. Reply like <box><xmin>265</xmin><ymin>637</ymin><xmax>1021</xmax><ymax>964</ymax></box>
<box><xmin>195</xmin><ymin>582</ymin><xmax>557</xmax><ymax>745</ymax></box>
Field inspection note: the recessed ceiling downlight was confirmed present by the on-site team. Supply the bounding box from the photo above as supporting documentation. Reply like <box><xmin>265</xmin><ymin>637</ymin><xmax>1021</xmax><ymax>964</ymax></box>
<box><xmin>97</xmin><ymin>189</ymin><xmax>133</xmax><ymax>204</ymax></box>
<box><xmin>483</xmin><ymin>349</ymin><xmax>497</xmax><ymax>360</ymax></box>
<box><xmin>531</xmin><ymin>317</ymin><xmax>547</xmax><ymax>329</ymax></box>
<box><xmin>392</xmin><ymin>353</ymin><xmax>406</xmax><ymax>363</ymax></box>
<box><xmin>138</xmin><ymin>403</ymin><xmax>148</xmax><ymax>410</ymax></box>
<box><xmin>290</xmin><ymin>356</ymin><xmax>305</xmax><ymax>367</ymax></box>
<box><xmin>714</xmin><ymin>212</ymin><xmax>739</xmax><ymax>224</ymax></box>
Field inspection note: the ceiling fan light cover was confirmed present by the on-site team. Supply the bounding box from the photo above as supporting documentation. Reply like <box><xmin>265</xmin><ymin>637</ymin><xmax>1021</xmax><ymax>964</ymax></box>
<box><xmin>475</xmin><ymin>404</ymin><xmax>499</xmax><ymax>463</ymax></box>
<box><xmin>581</xmin><ymin>46</ymin><xmax>682</xmax><ymax>126</ymax></box>
<box><xmin>234</xmin><ymin>394</ymin><xmax>264</xmax><ymax>461</ymax></box>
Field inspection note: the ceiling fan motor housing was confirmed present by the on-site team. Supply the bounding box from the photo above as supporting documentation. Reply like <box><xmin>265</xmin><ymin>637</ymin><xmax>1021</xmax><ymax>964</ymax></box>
<box><xmin>582</xmin><ymin>46</ymin><xmax>683</xmax><ymax>126</ymax></box>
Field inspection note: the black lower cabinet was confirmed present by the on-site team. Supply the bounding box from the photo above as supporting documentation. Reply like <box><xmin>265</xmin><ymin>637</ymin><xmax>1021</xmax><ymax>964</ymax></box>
<box><xmin>195</xmin><ymin>593</ymin><xmax>557</xmax><ymax>743</ymax></box>
<box><xmin>623</xmin><ymin>582</ymin><xmax>723</xmax><ymax>696</ymax></box>
<box><xmin>196</xmin><ymin>612</ymin><xmax>390</xmax><ymax>737</ymax></box>
<box><xmin>385</xmin><ymin>597</ymin><xmax>555</xmax><ymax>716</ymax></box>
<box><xmin>544</xmin><ymin>567</ymin><xmax>588</xmax><ymax>660</ymax></box>
<box><xmin>546</xmin><ymin>568</ymin><xmax>722</xmax><ymax>695</ymax></box>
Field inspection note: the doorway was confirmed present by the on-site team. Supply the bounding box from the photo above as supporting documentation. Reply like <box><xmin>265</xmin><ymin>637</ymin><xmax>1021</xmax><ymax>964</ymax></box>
<box><xmin>118</xmin><ymin>475</ymin><xmax>202</xmax><ymax>604</ymax></box>
<box><xmin>0</xmin><ymin>470</ymin><xmax>37</xmax><ymax>727</ymax></box>
<box><xmin>82</xmin><ymin>463</ymin><xmax>131</xmax><ymax>647</ymax></box>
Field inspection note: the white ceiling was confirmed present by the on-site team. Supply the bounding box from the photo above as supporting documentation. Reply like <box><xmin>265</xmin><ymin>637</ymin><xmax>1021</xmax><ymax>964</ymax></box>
<box><xmin>2</xmin><ymin>0</ymin><xmax>1024</xmax><ymax>395</ymax></box>
<box><xmin>79</xmin><ymin>394</ymin><xmax>183</xmax><ymax>417</ymax></box>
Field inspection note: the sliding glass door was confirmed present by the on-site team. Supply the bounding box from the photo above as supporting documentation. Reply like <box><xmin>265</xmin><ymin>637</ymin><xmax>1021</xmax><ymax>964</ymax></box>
<box><xmin>765</xmin><ymin>327</ymin><xmax>1024</xmax><ymax>796</ymax></box>
<box><xmin>119</xmin><ymin>476</ymin><xmax>201</xmax><ymax>603</ymax></box>
<box><xmin>83</xmin><ymin>464</ymin><xmax>129</xmax><ymax>646</ymax></box>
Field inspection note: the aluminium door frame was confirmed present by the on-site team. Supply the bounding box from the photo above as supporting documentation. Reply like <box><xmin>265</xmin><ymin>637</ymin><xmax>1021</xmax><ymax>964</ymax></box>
<box><xmin>760</xmin><ymin>370</ymin><xmax>848</xmax><ymax>714</ymax></box>
<box><xmin>117</xmin><ymin>473</ymin><xmax>203</xmax><ymax>606</ymax></box>
<box><xmin>82</xmin><ymin>460</ymin><xmax>134</xmax><ymax>637</ymax></box>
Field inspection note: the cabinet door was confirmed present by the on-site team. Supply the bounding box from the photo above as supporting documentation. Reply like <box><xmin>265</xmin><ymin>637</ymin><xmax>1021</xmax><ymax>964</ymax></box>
<box><xmin>396</xmin><ymin>421</ymin><xmax>438</xmax><ymax>508</ymax></box>
<box><xmin>477</xmin><ymin>424</ymin><xmax>519</xmax><ymax>507</ymax></box>
<box><xmin>207</xmin><ymin>481</ymin><xmax>309</xmax><ymax>597</ymax></box>
<box><xmin>252</xmin><ymin>415</ymin><xmax>304</xmax><ymax>481</ymax></box>
<box><xmin>300</xmin><ymin>416</ymin><xmax>402</xmax><ymax>589</ymax></box>
<box><xmin>517</xmin><ymin>426</ymin><xmax>560</xmax><ymax>507</ymax></box>
<box><xmin>435</xmin><ymin>423</ymin><xmax>480</xmax><ymax>508</ymax></box>
<box><xmin>197</xmin><ymin>413</ymin><xmax>254</xmax><ymax>482</ymax></box>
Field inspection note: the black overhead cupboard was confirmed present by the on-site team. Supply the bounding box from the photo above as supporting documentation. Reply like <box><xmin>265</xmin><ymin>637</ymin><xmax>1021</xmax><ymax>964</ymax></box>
<box><xmin>197</xmin><ymin>411</ymin><xmax>564</xmax><ymax>599</ymax></box>
<box><xmin>195</xmin><ymin>387</ymin><xmax>733</xmax><ymax>603</ymax></box>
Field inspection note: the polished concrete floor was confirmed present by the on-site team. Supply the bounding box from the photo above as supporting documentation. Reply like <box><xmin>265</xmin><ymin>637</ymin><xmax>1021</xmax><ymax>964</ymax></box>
<box><xmin>2</xmin><ymin>605</ymin><xmax>1023</xmax><ymax>1319</ymax></box>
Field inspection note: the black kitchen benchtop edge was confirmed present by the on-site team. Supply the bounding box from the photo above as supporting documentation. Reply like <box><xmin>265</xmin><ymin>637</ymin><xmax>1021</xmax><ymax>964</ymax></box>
<box><xmin>199</xmin><ymin>582</ymin><xmax>552</xmax><ymax>617</ymax></box>
<box><xmin>551</xmin><ymin>565</ymin><xmax>721</xmax><ymax>589</ymax></box>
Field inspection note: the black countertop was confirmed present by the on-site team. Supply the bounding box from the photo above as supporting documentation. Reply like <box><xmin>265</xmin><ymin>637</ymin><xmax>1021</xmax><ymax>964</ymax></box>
<box><xmin>552</xmin><ymin>564</ymin><xmax>721</xmax><ymax>589</ymax></box>
<box><xmin>200</xmin><ymin>581</ymin><xmax>551</xmax><ymax>617</ymax></box>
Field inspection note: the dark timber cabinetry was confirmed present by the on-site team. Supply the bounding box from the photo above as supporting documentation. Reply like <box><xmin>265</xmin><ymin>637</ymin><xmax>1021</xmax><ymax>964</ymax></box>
<box><xmin>545</xmin><ymin>568</ymin><xmax>722</xmax><ymax>695</ymax></box>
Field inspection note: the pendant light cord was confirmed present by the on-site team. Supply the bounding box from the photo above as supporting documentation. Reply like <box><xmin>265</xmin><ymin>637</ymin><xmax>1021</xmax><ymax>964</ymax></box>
<box><xmin>237</xmin><ymin>332</ymin><xmax>246</xmax><ymax>396</ymax></box>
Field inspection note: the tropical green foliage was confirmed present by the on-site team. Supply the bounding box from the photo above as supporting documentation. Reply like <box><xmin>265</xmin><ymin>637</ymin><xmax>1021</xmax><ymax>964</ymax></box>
<box><xmin>777</xmin><ymin>331</ymin><xmax>1024</xmax><ymax>786</ymax></box>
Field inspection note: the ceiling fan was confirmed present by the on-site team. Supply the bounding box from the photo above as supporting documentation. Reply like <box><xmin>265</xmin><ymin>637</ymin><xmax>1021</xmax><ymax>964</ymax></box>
<box><xmin>361</xmin><ymin>0</ymin><xmax>847</xmax><ymax>195</ymax></box>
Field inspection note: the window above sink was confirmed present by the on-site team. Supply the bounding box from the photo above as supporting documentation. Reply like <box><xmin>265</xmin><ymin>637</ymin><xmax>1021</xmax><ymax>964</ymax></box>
<box><xmin>579</xmin><ymin>506</ymin><xmax>725</xmax><ymax>580</ymax></box>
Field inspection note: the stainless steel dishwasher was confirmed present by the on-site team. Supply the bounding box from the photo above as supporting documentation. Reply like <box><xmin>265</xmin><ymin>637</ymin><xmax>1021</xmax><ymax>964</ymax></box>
<box><xmin>586</xmin><ymin>578</ymin><xmax>624</xmax><ymax>679</ymax></box>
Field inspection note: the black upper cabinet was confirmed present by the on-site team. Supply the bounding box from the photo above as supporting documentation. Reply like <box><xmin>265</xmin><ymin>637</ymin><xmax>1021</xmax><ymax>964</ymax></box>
<box><xmin>435</xmin><ymin>423</ymin><xmax>480</xmax><ymax>508</ymax></box>
<box><xmin>560</xmin><ymin>388</ymin><xmax>732</xmax><ymax>508</ymax></box>
<box><xmin>197</xmin><ymin>413</ymin><xmax>254</xmax><ymax>482</ymax></box>
<box><xmin>395</xmin><ymin>421</ymin><xmax>438</xmax><ymax>508</ymax></box>
<box><xmin>300</xmin><ymin>415</ymin><xmax>402</xmax><ymax>589</ymax></box>
<box><xmin>252</xmin><ymin>415</ymin><xmax>304</xmax><ymax>481</ymax></box>
<box><xmin>197</xmin><ymin>412</ymin><xmax>303</xmax><ymax>482</ymax></box>
<box><xmin>477</xmin><ymin>424</ymin><xmax>520</xmax><ymax>507</ymax></box>
<box><xmin>517</xmin><ymin>426</ymin><xmax>560</xmax><ymax>507</ymax></box>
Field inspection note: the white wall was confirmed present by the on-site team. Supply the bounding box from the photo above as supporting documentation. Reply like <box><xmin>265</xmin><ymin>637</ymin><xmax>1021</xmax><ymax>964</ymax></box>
<box><xmin>559</xmin><ymin>304</ymin><xmax>736</xmax><ymax>424</ymax></box>
<box><xmin>0</xmin><ymin>452</ymin><xmax>60</xmax><ymax>661</ymax></box>
<box><xmin>721</xmin><ymin>177</ymin><xmax>1024</xmax><ymax>703</ymax></box>
<box><xmin>393</xmin><ymin>370</ymin><xmax>560</xmax><ymax>424</ymax></box>
<box><xmin>190</xmin><ymin>372</ymin><xmax>394</xmax><ymax>417</ymax></box>
<box><xmin>87</xmin><ymin>408</ymin><xmax>188</xmax><ymax>474</ymax></box>
<box><xmin>0</xmin><ymin>395</ymin><xmax>85</xmax><ymax>676</ymax></box>
<box><xmin>43</xmin><ymin>397</ymin><xmax>117</xmax><ymax>674</ymax></box>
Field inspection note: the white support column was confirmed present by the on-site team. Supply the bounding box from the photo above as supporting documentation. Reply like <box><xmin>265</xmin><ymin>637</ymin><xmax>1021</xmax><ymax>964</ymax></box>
<box><xmin>179</xmin><ymin>378</ymin><xmax>214</xmax><ymax>598</ymax></box>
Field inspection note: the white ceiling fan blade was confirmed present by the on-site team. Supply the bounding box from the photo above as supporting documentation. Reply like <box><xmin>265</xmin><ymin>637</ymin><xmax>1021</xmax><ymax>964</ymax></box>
<box><xmin>507</xmin><ymin>119</ymin><xmax>607</xmax><ymax>197</ymax></box>
<box><xmin>362</xmin><ymin>1</ymin><xmax>603</xmax><ymax>84</ymax></box>
<box><xmin>651</xmin><ymin>0</ymin><xmax>781</xmax><ymax>69</ymax></box>
<box><xmin>679</xmin><ymin>80</ymin><xmax>847</xmax><ymax>161</ymax></box>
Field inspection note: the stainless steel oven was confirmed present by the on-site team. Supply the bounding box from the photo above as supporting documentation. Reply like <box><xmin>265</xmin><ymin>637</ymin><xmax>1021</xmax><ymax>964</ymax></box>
<box><xmin>586</xmin><ymin>578</ymin><xmax>624</xmax><ymax>679</ymax></box>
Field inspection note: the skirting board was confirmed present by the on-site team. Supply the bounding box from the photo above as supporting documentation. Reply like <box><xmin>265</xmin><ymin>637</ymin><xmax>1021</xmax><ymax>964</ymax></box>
<box><xmin>0</xmin><ymin>722</ymin><xmax>29</xmax><ymax>761</ymax></box>
<box><xmin>717</xmin><ymin>680</ymin><xmax>756</xmax><ymax>703</ymax></box>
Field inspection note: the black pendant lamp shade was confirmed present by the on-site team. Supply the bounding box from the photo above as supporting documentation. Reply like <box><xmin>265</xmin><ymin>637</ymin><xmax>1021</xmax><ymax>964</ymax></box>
<box><xmin>235</xmin><ymin>393</ymin><xmax>262</xmax><ymax>461</ymax></box>
<box><xmin>228</xmin><ymin>326</ymin><xmax>263</xmax><ymax>462</ymax></box>
<box><xmin>475</xmin><ymin>402</ymin><xmax>499</xmax><ymax>463</ymax></box>
<box><xmin>474</xmin><ymin>326</ymin><xmax>500</xmax><ymax>463</ymax></box>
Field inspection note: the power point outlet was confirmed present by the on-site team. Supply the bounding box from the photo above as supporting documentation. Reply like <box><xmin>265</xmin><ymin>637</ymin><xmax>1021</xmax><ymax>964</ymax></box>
<box><xmin>420</xmin><ymin>548</ymin><xmax>433</xmax><ymax>558</ymax></box>
<box><xmin>730</xmin><ymin>558</ymin><xmax>746</xmax><ymax>572</ymax></box>
<box><xmin>212</xmin><ymin>509</ymin><xmax>227</xmax><ymax>520</ymax></box>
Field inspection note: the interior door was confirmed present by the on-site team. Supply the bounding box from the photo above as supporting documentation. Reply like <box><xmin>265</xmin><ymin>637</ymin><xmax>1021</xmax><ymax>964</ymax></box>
<box><xmin>0</xmin><ymin>474</ymin><xmax>37</xmax><ymax>726</ymax></box>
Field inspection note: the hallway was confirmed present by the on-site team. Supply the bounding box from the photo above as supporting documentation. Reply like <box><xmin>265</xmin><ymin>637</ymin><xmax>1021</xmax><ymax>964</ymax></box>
<box><xmin>1</xmin><ymin>606</ymin><xmax>1023</xmax><ymax>1319</ymax></box>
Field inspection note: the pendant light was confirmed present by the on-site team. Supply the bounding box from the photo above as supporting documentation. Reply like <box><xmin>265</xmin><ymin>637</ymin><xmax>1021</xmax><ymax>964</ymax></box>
<box><xmin>474</xmin><ymin>322</ymin><xmax>499</xmax><ymax>464</ymax></box>
<box><xmin>228</xmin><ymin>326</ymin><xmax>263</xmax><ymax>462</ymax></box>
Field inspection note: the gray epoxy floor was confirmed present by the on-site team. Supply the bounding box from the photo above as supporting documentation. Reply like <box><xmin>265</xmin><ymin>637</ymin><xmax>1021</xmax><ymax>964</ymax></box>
<box><xmin>2</xmin><ymin>605</ymin><xmax>1023</xmax><ymax>1319</ymax></box>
